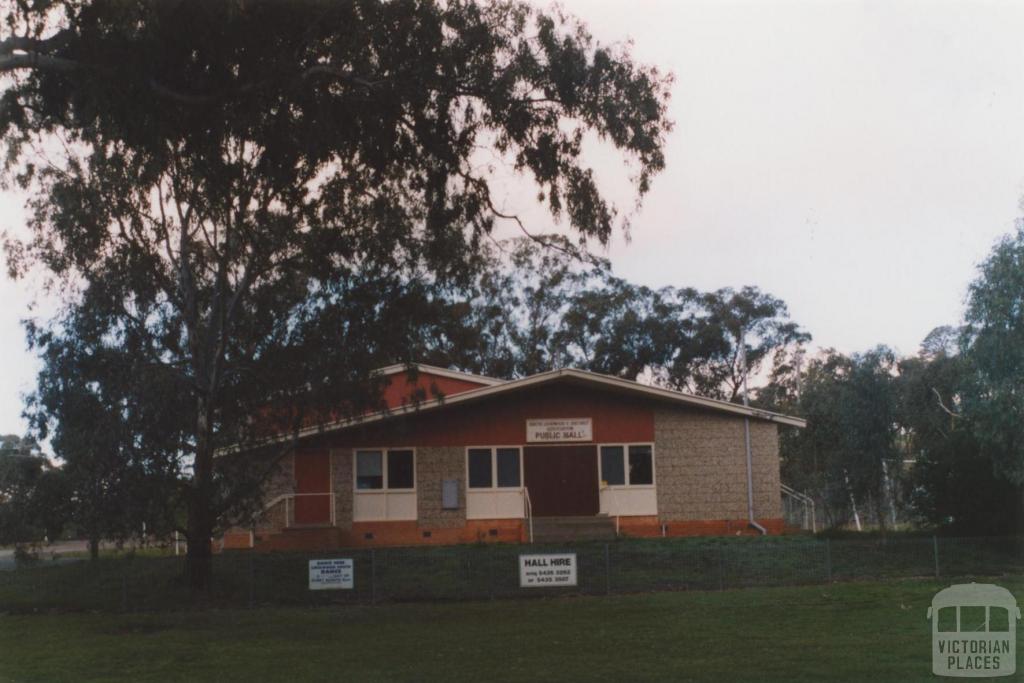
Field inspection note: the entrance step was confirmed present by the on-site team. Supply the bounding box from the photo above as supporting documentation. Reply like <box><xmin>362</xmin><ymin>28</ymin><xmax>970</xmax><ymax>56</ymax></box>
<box><xmin>531</xmin><ymin>516</ymin><xmax>617</xmax><ymax>543</ymax></box>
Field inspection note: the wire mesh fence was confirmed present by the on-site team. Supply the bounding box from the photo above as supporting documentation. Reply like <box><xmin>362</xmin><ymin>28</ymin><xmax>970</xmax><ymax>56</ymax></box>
<box><xmin>1</xmin><ymin>534</ymin><xmax>1021</xmax><ymax>613</ymax></box>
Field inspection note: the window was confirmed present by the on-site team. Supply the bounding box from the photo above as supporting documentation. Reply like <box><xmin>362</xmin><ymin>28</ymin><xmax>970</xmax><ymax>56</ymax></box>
<box><xmin>600</xmin><ymin>443</ymin><xmax>654</xmax><ymax>487</ymax></box>
<box><xmin>496</xmin><ymin>448</ymin><xmax>521</xmax><ymax>487</ymax></box>
<box><xmin>356</xmin><ymin>449</ymin><xmax>415</xmax><ymax>490</ymax></box>
<box><xmin>467</xmin><ymin>447</ymin><xmax>522</xmax><ymax>488</ymax></box>
<box><xmin>629</xmin><ymin>445</ymin><xmax>654</xmax><ymax>485</ymax></box>
<box><xmin>387</xmin><ymin>450</ymin><xmax>415</xmax><ymax>489</ymax></box>
<box><xmin>600</xmin><ymin>446</ymin><xmax>625</xmax><ymax>486</ymax></box>
<box><xmin>356</xmin><ymin>450</ymin><xmax>383</xmax><ymax>490</ymax></box>
<box><xmin>468</xmin><ymin>448</ymin><xmax>492</xmax><ymax>488</ymax></box>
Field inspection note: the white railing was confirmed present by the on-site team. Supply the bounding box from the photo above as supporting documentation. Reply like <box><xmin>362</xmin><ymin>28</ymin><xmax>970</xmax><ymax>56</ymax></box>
<box><xmin>781</xmin><ymin>484</ymin><xmax>817</xmax><ymax>533</ymax></box>
<box><xmin>524</xmin><ymin>487</ymin><xmax>534</xmax><ymax>544</ymax></box>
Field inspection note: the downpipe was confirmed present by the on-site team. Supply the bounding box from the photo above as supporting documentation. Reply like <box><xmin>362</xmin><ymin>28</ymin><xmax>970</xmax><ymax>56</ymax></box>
<box><xmin>744</xmin><ymin>415</ymin><xmax>767</xmax><ymax>536</ymax></box>
<box><xmin>738</xmin><ymin>326</ymin><xmax>767</xmax><ymax>536</ymax></box>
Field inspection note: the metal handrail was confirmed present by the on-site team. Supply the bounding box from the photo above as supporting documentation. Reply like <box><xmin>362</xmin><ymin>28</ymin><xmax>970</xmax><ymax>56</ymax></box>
<box><xmin>261</xmin><ymin>492</ymin><xmax>334</xmax><ymax>528</ymax></box>
<box><xmin>524</xmin><ymin>487</ymin><xmax>534</xmax><ymax>544</ymax></box>
<box><xmin>781</xmin><ymin>484</ymin><xmax>817</xmax><ymax>533</ymax></box>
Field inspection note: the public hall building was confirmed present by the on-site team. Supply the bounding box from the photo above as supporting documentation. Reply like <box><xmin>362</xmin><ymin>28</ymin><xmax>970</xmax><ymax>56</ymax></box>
<box><xmin>222</xmin><ymin>363</ymin><xmax>806</xmax><ymax>551</ymax></box>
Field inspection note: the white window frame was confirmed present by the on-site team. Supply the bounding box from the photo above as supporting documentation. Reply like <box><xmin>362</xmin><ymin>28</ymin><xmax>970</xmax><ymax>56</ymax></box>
<box><xmin>465</xmin><ymin>446</ymin><xmax>524</xmax><ymax>490</ymax></box>
<box><xmin>353</xmin><ymin>447</ymin><xmax>417</xmax><ymax>493</ymax></box>
<box><xmin>598</xmin><ymin>442</ymin><xmax>656</xmax><ymax>489</ymax></box>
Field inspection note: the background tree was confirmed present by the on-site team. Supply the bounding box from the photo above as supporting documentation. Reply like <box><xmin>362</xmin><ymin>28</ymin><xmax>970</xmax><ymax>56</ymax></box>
<box><xmin>769</xmin><ymin>350</ymin><xmax>848</xmax><ymax>526</ymax></box>
<box><xmin>420</xmin><ymin>236</ymin><xmax>609</xmax><ymax>377</ymax></box>
<box><xmin>558</xmin><ymin>275</ymin><xmax>676</xmax><ymax>379</ymax></box>
<box><xmin>763</xmin><ymin>348</ymin><xmax>901</xmax><ymax>531</ymax></box>
<box><xmin>897</xmin><ymin>333</ymin><xmax>1020</xmax><ymax>535</ymax></box>
<box><xmin>0</xmin><ymin>435</ymin><xmax>66</xmax><ymax>551</ymax></box>
<box><xmin>960</xmin><ymin>223</ymin><xmax>1024</xmax><ymax>488</ymax></box>
<box><xmin>26</xmin><ymin>325</ymin><xmax>185</xmax><ymax>559</ymax></box>
<box><xmin>834</xmin><ymin>347</ymin><xmax>901</xmax><ymax>535</ymax></box>
<box><xmin>652</xmin><ymin>286</ymin><xmax>810</xmax><ymax>402</ymax></box>
<box><xmin>0</xmin><ymin>0</ymin><xmax>672</xmax><ymax>588</ymax></box>
<box><xmin>421</xmin><ymin>237</ymin><xmax>810</xmax><ymax>396</ymax></box>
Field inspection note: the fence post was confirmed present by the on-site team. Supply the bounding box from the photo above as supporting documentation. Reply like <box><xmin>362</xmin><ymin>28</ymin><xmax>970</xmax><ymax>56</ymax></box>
<box><xmin>604</xmin><ymin>543</ymin><xmax>611</xmax><ymax>595</ymax></box>
<box><xmin>248</xmin><ymin>553</ymin><xmax>255</xmax><ymax>609</ymax></box>
<box><xmin>370</xmin><ymin>549</ymin><xmax>376</xmax><ymax>605</ymax></box>
<box><xmin>825</xmin><ymin>538</ymin><xmax>832</xmax><ymax>583</ymax></box>
<box><xmin>487</xmin><ymin>551</ymin><xmax>494</xmax><ymax>601</ymax></box>
<box><xmin>717</xmin><ymin>544</ymin><xmax>725</xmax><ymax>591</ymax></box>
<box><xmin>933</xmin><ymin>535</ymin><xmax>940</xmax><ymax>578</ymax></box>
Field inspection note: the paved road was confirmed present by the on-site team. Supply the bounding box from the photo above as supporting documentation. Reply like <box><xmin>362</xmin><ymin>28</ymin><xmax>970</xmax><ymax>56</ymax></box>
<box><xmin>0</xmin><ymin>540</ymin><xmax>95</xmax><ymax>569</ymax></box>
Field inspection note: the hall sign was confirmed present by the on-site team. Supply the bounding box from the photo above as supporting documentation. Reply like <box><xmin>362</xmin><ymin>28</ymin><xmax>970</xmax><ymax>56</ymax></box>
<box><xmin>519</xmin><ymin>553</ymin><xmax>578</xmax><ymax>587</ymax></box>
<box><xmin>526</xmin><ymin>418</ymin><xmax>592</xmax><ymax>443</ymax></box>
<box><xmin>308</xmin><ymin>558</ymin><xmax>354</xmax><ymax>590</ymax></box>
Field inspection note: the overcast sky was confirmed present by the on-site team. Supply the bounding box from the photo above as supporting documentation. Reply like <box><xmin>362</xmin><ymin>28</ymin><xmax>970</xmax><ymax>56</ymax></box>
<box><xmin>1</xmin><ymin>0</ymin><xmax>1023</xmax><ymax>436</ymax></box>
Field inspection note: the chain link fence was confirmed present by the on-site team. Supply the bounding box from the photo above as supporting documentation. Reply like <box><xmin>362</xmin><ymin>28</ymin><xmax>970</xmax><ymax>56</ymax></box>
<box><xmin>1</xmin><ymin>535</ymin><xmax>1021</xmax><ymax>613</ymax></box>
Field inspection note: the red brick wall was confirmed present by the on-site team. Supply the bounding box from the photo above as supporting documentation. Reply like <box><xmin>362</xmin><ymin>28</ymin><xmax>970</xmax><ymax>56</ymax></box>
<box><xmin>345</xmin><ymin>519</ymin><xmax>526</xmax><ymax>547</ymax></box>
<box><xmin>617</xmin><ymin>516</ymin><xmax>786</xmax><ymax>538</ymax></box>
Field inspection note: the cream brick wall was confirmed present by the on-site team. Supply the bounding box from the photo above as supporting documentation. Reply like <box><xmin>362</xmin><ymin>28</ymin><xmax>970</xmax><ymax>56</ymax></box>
<box><xmin>331</xmin><ymin>448</ymin><xmax>354</xmax><ymax>530</ymax></box>
<box><xmin>416</xmin><ymin>446</ymin><xmax>466</xmax><ymax>528</ymax></box>
<box><xmin>654</xmin><ymin>407</ymin><xmax>782</xmax><ymax>522</ymax></box>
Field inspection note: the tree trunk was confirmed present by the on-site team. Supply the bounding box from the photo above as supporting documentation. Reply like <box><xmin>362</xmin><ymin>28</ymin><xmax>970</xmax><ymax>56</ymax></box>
<box><xmin>186</xmin><ymin>397</ymin><xmax>215</xmax><ymax>592</ymax></box>
<box><xmin>88</xmin><ymin>533</ymin><xmax>100</xmax><ymax>561</ymax></box>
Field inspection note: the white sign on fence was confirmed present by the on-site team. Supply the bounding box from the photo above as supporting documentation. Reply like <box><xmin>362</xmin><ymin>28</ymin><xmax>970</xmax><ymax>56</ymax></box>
<box><xmin>526</xmin><ymin>418</ymin><xmax>592</xmax><ymax>443</ymax></box>
<box><xmin>308</xmin><ymin>558</ymin><xmax>354</xmax><ymax>590</ymax></box>
<box><xmin>519</xmin><ymin>553</ymin><xmax>578</xmax><ymax>588</ymax></box>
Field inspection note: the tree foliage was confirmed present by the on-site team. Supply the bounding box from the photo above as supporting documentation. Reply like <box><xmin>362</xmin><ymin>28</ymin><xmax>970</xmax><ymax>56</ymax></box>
<box><xmin>767</xmin><ymin>321</ymin><xmax>1023</xmax><ymax>534</ymax></box>
<box><xmin>25</xmin><ymin>326</ymin><xmax>185</xmax><ymax>558</ymax></box>
<box><xmin>961</xmin><ymin>223</ymin><xmax>1024</xmax><ymax>486</ymax></box>
<box><xmin>0</xmin><ymin>0</ymin><xmax>672</xmax><ymax>587</ymax></box>
<box><xmin>419</xmin><ymin>237</ymin><xmax>810</xmax><ymax>397</ymax></box>
<box><xmin>765</xmin><ymin>348</ymin><xmax>900</xmax><ymax>530</ymax></box>
<box><xmin>897</xmin><ymin>340</ymin><xmax>1020</xmax><ymax>535</ymax></box>
<box><xmin>0</xmin><ymin>434</ymin><xmax>66</xmax><ymax>548</ymax></box>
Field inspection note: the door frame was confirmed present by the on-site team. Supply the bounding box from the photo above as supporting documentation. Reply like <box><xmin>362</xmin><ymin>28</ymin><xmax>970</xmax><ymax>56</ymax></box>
<box><xmin>522</xmin><ymin>443</ymin><xmax>600</xmax><ymax>517</ymax></box>
<box><xmin>292</xmin><ymin>449</ymin><xmax>335</xmax><ymax>526</ymax></box>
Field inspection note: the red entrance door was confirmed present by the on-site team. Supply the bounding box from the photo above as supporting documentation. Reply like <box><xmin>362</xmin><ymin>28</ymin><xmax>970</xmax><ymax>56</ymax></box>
<box><xmin>523</xmin><ymin>445</ymin><xmax>599</xmax><ymax>517</ymax></box>
<box><xmin>293</xmin><ymin>450</ymin><xmax>332</xmax><ymax>525</ymax></box>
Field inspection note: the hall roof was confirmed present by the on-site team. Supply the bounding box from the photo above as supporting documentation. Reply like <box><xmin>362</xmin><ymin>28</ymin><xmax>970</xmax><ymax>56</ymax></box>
<box><xmin>288</xmin><ymin>364</ymin><xmax>807</xmax><ymax>442</ymax></box>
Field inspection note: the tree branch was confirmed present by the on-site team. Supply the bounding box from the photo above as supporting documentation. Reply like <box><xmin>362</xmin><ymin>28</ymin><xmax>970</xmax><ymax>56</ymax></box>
<box><xmin>931</xmin><ymin>387</ymin><xmax>962</xmax><ymax>418</ymax></box>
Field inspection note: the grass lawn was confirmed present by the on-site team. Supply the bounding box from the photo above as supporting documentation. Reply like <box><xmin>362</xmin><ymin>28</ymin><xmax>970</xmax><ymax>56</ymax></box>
<box><xmin>1</xmin><ymin>575</ymin><xmax>1021</xmax><ymax>682</ymax></box>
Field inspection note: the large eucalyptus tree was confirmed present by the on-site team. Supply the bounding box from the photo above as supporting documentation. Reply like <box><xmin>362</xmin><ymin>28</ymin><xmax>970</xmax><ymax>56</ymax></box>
<box><xmin>0</xmin><ymin>0</ymin><xmax>671</xmax><ymax>588</ymax></box>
